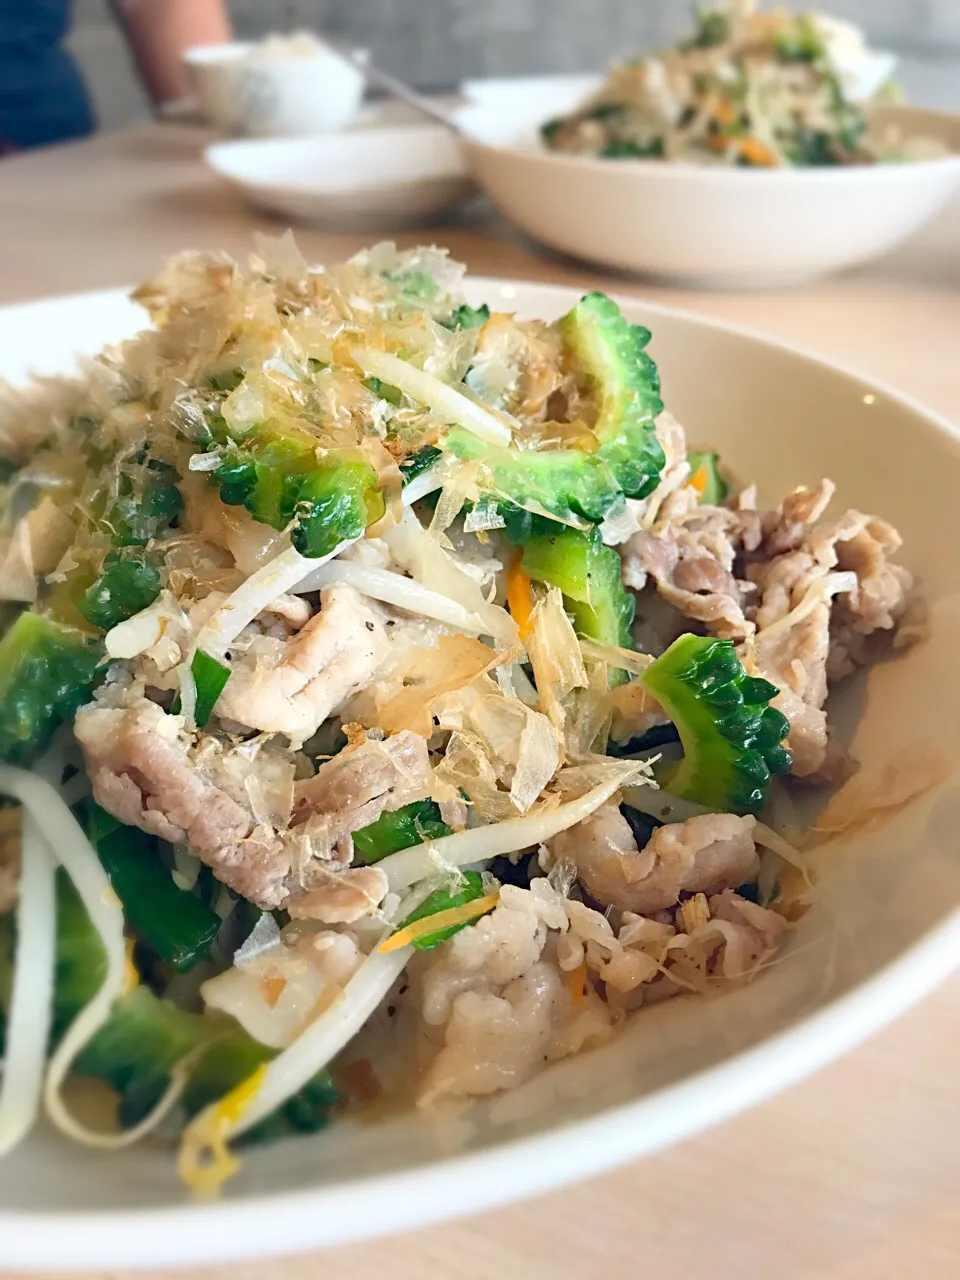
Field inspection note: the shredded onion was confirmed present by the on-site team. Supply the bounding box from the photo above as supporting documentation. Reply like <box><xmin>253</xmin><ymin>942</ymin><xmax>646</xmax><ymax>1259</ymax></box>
<box><xmin>0</xmin><ymin>812</ymin><xmax>55</xmax><ymax>1157</ymax></box>
<box><xmin>379</xmin><ymin>769</ymin><xmax>644</xmax><ymax>893</ymax></box>
<box><xmin>178</xmin><ymin>659</ymin><xmax>197</xmax><ymax>725</ymax></box>
<box><xmin>755</xmin><ymin>572</ymin><xmax>859</xmax><ymax>645</ymax></box>
<box><xmin>352</xmin><ymin>347</ymin><xmax>513</xmax><ymax>448</ymax></box>
<box><xmin>104</xmin><ymin>592</ymin><xmax>187</xmax><ymax>661</ymax></box>
<box><xmin>295</xmin><ymin>561</ymin><xmax>485</xmax><ymax>635</ymax></box>
<box><xmin>383</xmin><ymin>508</ymin><xmax>517</xmax><ymax>650</ymax></box>
<box><xmin>192</xmin><ymin>538</ymin><xmax>358</xmax><ymax>661</ymax></box>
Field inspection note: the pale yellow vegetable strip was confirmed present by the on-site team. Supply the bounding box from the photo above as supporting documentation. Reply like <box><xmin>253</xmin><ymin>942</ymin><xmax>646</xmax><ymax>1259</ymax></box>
<box><xmin>179</xmin><ymin>1066</ymin><xmax>267</xmax><ymax>1194</ymax></box>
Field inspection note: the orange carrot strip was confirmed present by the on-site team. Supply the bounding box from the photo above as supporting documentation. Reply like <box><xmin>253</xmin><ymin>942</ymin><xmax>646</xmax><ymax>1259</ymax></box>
<box><xmin>506</xmin><ymin>559</ymin><xmax>534</xmax><ymax>641</ymax></box>
<box><xmin>564</xmin><ymin>962</ymin><xmax>588</xmax><ymax>1008</ymax></box>
<box><xmin>689</xmin><ymin>464</ymin><xmax>709</xmax><ymax>498</ymax></box>
<box><xmin>739</xmin><ymin>138</ymin><xmax>778</xmax><ymax>167</ymax></box>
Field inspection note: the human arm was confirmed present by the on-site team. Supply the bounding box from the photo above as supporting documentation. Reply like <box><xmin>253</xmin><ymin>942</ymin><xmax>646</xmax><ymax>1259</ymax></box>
<box><xmin>110</xmin><ymin>0</ymin><xmax>234</xmax><ymax>107</ymax></box>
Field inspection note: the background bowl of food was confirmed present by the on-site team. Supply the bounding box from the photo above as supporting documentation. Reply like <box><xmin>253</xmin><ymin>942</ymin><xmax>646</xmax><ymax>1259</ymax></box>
<box><xmin>184</xmin><ymin>32</ymin><xmax>367</xmax><ymax>137</ymax></box>
<box><xmin>1</xmin><ymin>234</ymin><xmax>959</xmax><ymax>1267</ymax></box>
<box><xmin>456</xmin><ymin>9</ymin><xmax>960</xmax><ymax>287</ymax></box>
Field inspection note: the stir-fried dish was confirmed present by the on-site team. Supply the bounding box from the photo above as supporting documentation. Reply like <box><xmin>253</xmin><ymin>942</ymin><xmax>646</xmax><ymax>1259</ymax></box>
<box><xmin>0</xmin><ymin>236</ymin><xmax>914</xmax><ymax>1189</ymax></box>
<box><xmin>541</xmin><ymin>2</ymin><xmax>939</xmax><ymax>167</ymax></box>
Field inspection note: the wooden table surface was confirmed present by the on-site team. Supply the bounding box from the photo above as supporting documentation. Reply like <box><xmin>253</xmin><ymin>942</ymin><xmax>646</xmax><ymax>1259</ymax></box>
<box><xmin>1</xmin><ymin>124</ymin><xmax>959</xmax><ymax>1280</ymax></box>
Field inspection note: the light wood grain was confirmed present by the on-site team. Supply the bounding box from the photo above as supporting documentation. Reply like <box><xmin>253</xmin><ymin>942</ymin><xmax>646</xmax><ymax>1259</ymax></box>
<box><xmin>1</xmin><ymin>123</ymin><xmax>959</xmax><ymax>1280</ymax></box>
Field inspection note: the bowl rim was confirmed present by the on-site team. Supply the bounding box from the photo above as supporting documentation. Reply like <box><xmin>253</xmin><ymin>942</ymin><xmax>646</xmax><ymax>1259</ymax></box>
<box><xmin>205</xmin><ymin>122</ymin><xmax>457</xmax><ymax>161</ymax></box>
<box><xmin>182</xmin><ymin>40</ymin><xmax>369</xmax><ymax>69</ymax></box>
<box><xmin>1</xmin><ymin>278</ymin><xmax>959</xmax><ymax>1270</ymax></box>
<box><xmin>181</xmin><ymin>40</ymin><xmax>254</xmax><ymax>66</ymax></box>
<box><xmin>456</xmin><ymin>102</ymin><xmax>960</xmax><ymax>181</ymax></box>
<box><xmin>203</xmin><ymin>128</ymin><xmax>470</xmax><ymax>195</ymax></box>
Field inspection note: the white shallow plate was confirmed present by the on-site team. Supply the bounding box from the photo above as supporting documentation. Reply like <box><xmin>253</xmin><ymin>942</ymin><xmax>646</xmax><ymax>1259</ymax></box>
<box><xmin>205</xmin><ymin>127</ymin><xmax>476</xmax><ymax>229</ymax></box>
<box><xmin>456</xmin><ymin>94</ymin><xmax>960</xmax><ymax>288</ymax></box>
<box><xmin>1</xmin><ymin>280</ymin><xmax>960</xmax><ymax>1269</ymax></box>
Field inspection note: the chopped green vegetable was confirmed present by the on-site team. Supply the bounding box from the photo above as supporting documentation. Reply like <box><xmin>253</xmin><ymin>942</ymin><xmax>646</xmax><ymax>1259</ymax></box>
<box><xmin>71</xmin><ymin>457</ymin><xmax>183</xmax><ymax>634</ymax></box>
<box><xmin>86</xmin><ymin>802</ymin><xmax>221</xmax><ymax>972</ymax></box>
<box><xmin>78</xmin><ymin>549</ymin><xmax>162</xmax><ymax>633</ymax></box>
<box><xmin>395</xmin><ymin>870</ymin><xmax>493</xmax><ymax>951</ymax></box>
<box><xmin>447</xmin><ymin>427</ymin><xmax>628</xmax><ymax>527</ymax></box>
<box><xmin>52</xmin><ymin>870</ymin><xmax>108</xmax><ymax>1040</ymax></box>
<box><xmin>382</xmin><ymin>266</ymin><xmax>439</xmax><ymax>303</ymax></box>
<box><xmin>213</xmin><ymin>433</ymin><xmax>383</xmax><ymax>559</ymax></box>
<box><xmin>75</xmin><ymin>985</ymin><xmax>210</xmax><ymax>1124</ymax></box>
<box><xmin>207</xmin><ymin>369</ymin><xmax>245</xmax><ymax>393</ymax></box>
<box><xmin>687</xmin><ymin>450</ymin><xmax>729</xmax><ymax>505</ymax></box>
<box><xmin>0</xmin><ymin>612</ymin><xmax>101</xmax><ymax>764</ymax></box>
<box><xmin>557</xmin><ymin>292</ymin><xmax>664</xmax><ymax>500</ymax></box>
<box><xmin>0</xmin><ymin>870</ymin><xmax>106</xmax><ymax>1050</ymax></box>
<box><xmin>106</xmin><ymin>461</ymin><xmax>183</xmax><ymax>548</ymax></box>
<box><xmin>601</xmin><ymin>137</ymin><xmax>665</xmax><ymax>159</ymax></box>
<box><xmin>586</xmin><ymin>103</ymin><xmax>629</xmax><ymax>124</ymax></box>
<box><xmin>364</xmin><ymin>375</ymin><xmax>404</xmax><ymax>407</ymax></box>
<box><xmin>191</xmin><ymin>649</ymin><xmax>231</xmax><ymax>730</ymax></box>
<box><xmin>607</xmin><ymin>722</ymin><xmax>681</xmax><ymax>757</ymax></box>
<box><xmin>784</xmin><ymin>130</ymin><xmax>841</xmax><ymax>167</ymax></box>
<box><xmin>686</xmin><ymin>6</ymin><xmax>730</xmax><ymax>49</ymax></box>
<box><xmin>447</xmin><ymin>303</ymin><xmax>490</xmax><ymax>331</ymax></box>
<box><xmin>641</xmin><ymin>634</ymin><xmax>792</xmax><ymax>815</ymax></box>
<box><xmin>0</xmin><ymin>458</ymin><xmax>19</xmax><ymax>484</ymax></box>
<box><xmin>497</xmin><ymin>504</ymin><xmax>571</xmax><ymax>546</ymax></box>
<box><xmin>775</xmin><ymin>16</ymin><xmax>825</xmax><ymax>62</ymax></box>
<box><xmin>74</xmin><ymin>985</ymin><xmax>340</xmax><ymax>1137</ymax></box>
<box><xmin>443</xmin><ymin>293</ymin><xmax>664</xmax><ymax>533</ymax></box>
<box><xmin>520</xmin><ymin>525</ymin><xmax>635</xmax><ymax>683</ymax></box>
<box><xmin>399</xmin><ymin>444</ymin><xmax>442</xmax><ymax>486</ymax></box>
<box><xmin>236</xmin><ymin>1065</ymin><xmax>340</xmax><ymax>1145</ymax></box>
<box><xmin>293</xmin><ymin>457</ymin><xmax>384</xmax><ymax>558</ymax></box>
<box><xmin>352</xmin><ymin>799</ymin><xmax>450</xmax><ymax>864</ymax></box>
<box><xmin>10</xmin><ymin>875</ymin><xmax>338</xmax><ymax>1136</ymax></box>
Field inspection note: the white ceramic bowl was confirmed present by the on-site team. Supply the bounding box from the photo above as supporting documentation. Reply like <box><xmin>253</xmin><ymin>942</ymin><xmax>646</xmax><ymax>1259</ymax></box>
<box><xmin>456</xmin><ymin>97</ymin><xmax>960</xmax><ymax>287</ymax></box>
<box><xmin>1</xmin><ymin>281</ymin><xmax>960</xmax><ymax>1269</ymax></box>
<box><xmin>184</xmin><ymin>40</ymin><xmax>366</xmax><ymax>137</ymax></box>
<box><xmin>205</xmin><ymin>127</ymin><xmax>476</xmax><ymax>229</ymax></box>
